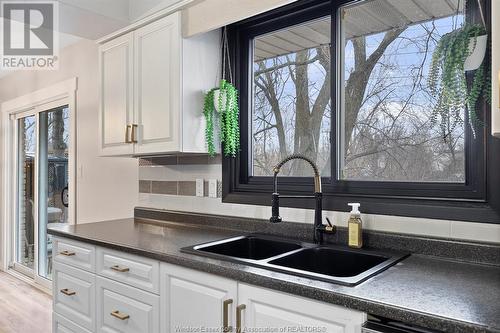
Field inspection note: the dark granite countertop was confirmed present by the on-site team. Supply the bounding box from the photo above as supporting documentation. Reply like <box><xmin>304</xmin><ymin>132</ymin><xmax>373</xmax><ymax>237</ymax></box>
<box><xmin>48</xmin><ymin>217</ymin><xmax>500</xmax><ymax>333</ymax></box>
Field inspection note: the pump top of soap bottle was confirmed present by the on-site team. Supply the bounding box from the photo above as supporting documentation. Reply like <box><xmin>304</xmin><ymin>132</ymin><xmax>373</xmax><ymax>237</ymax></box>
<box><xmin>348</xmin><ymin>203</ymin><xmax>361</xmax><ymax>216</ymax></box>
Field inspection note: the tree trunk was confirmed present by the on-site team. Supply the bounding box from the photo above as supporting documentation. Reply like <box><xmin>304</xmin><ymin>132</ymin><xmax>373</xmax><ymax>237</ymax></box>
<box><xmin>292</xmin><ymin>50</ymin><xmax>315</xmax><ymax>174</ymax></box>
<box><xmin>344</xmin><ymin>29</ymin><xmax>405</xmax><ymax>153</ymax></box>
<box><xmin>51</xmin><ymin>109</ymin><xmax>66</xmax><ymax>157</ymax></box>
<box><xmin>255</xmin><ymin>61</ymin><xmax>288</xmax><ymax>161</ymax></box>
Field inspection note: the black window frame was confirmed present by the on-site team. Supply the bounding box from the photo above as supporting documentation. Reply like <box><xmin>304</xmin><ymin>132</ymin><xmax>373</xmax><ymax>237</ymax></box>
<box><xmin>223</xmin><ymin>0</ymin><xmax>500</xmax><ymax>223</ymax></box>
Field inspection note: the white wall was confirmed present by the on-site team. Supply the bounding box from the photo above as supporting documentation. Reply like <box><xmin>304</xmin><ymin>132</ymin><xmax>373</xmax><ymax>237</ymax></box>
<box><xmin>0</xmin><ymin>39</ymin><xmax>138</xmax><ymax>224</ymax></box>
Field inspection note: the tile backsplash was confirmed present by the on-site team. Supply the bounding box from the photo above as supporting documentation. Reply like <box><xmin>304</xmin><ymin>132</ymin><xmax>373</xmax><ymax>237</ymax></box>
<box><xmin>138</xmin><ymin>155</ymin><xmax>500</xmax><ymax>244</ymax></box>
<box><xmin>139</xmin><ymin>155</ymin><xmax>222</xmax><ymax>198</ymax></box>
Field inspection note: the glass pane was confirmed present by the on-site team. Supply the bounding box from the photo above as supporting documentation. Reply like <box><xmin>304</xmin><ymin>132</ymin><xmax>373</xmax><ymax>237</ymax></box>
<box><xmin>339</xmin><ymin>0</ymin><xmax>465</xmax><ymax>182</ymax></box>
<box><xmin>17</xmin><ymin>116</ymin><xmax>36</xmax><ymax>269</ymax></box>
<box><xmin>38</xmin><ymin>106</ymin><xmax>70</xmax><ymax>280</ymax></box>
<box><xmin>251</xmin><ymin>16</ymin><xmax>331</xmax><ymax>177</ymax></box>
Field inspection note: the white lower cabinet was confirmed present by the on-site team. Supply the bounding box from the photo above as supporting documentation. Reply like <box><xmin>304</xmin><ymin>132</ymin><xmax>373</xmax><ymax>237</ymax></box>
<box><xmin>53</xmin><ymin>261</ymin><xmax>96</xmax><ymax>331</ymax></box>
<box><xmin>53</xmin><ymin>313</ymin><xmax>93</xmax><ymax>333</ymax></box>
<box><xmin>53</xmin><ymin>238</ymin><xmax>96</xmax><ymax>272</ymax></box>
<box><xmin>52</xmin><ymin>237</ymin><xmax>366</xmax><ymax>333</ymax></box>
<box><xmin>160</xmin><ymin>264</ymin><xmax>366</xmax><ymax>333</ymax></box>
<box><xmin>160</xmin><ymin>263</ymin><xmax>237</xmax><ymax>332</ymax></box>
<box><xmin>96</xmin><ymin>276</ymin><xmax>159</xmax><ymax>333</ymax></box>
<box><xmin>96</xmin><ymin>247</ymin><xmax>160</xmax><ymax>294</ymax></box>
<box><xmin>238</xmin><ymin>283</ymin><xmax>367</xmax><ymax>333</ymax></box>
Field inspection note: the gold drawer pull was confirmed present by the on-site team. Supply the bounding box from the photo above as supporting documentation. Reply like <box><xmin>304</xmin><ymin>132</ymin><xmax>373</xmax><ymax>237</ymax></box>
<box><xmin>125</xmin><ymin>124</ymin><xmax>132</xmax><ymax>143</ymax></box>
<box><xmin>236</xmin><ymin>304</ymin><xmax>245</xmax><ymax>333</ymax></box>
<box><xmin>223</xmin><ymin>299</ymin><xmax>233</xmax><ymax>332</ymax></box>
<box><xmin>60</xmin><ymin>288</ymin><xmax>76</xmax><ymax>296</ymax></box>
<box><xmin>60</xmin><ymin>250</ymin><xmax>75</xmax><ymax>256</ymax></box>
<box><xmin>131</xmin><ymin>124</ymin><xmax>138</xmax><ymax>143</ymax></box>
<box><xmin>111</xmin><ymin>310</ymin><xmax>130</xmax><ymax>320</ymax></box>
<box><xmin>111</xmin><ymin>265</ymin><xmax>130</xmax><ymax>273</ymax></box>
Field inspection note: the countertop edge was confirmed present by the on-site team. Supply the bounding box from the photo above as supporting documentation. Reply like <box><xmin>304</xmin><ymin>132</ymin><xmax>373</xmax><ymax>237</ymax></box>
<box><xmin>47</xmin><ymin>227</ymin><xmax>499</xmax><ymax>333</ymax></box>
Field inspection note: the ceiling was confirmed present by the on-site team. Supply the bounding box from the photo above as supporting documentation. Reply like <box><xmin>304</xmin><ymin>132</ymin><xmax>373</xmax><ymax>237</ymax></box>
<box><xmin>0</xmin><ymin>0</ymin><xmax>181</xmax><ymax>78</ymax></box>
<box><xmin>254</xmin><ymin>0</ymin><xmax>463</xmax><ymax>61</ymax></box>
<box><xmin>255</xmin><ymin>16</ymin><xmax>330</xmax><ymax>61</ymax></box>
<box><xmin>343</xmin><ymin>0</ymin><xmax>463</xmax><ymax>39</ymax></box>
<box><xmin>0</xmin><ymin>0</ymin><xmax>180</xmax><ymax>41</ymax></box>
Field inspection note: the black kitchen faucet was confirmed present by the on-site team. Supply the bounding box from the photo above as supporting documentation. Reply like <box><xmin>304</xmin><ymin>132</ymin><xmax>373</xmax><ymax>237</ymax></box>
<box><xmin>270</xmin><ymin>154</ymin><xmax>335</xmax><ymax>244</ymax></box>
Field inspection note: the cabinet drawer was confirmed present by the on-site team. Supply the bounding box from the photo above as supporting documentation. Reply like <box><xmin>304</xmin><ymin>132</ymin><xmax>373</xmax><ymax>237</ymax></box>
<box><xmin>97</xmin><ymin>247</ymin><xmax>159</xmax><ymax>293</ymax></box>
<box><xmin>97</xmin><ymin>276</ymin><xmax>159</xmax><ymax>333</ymax></box>
<box><xmin>53</xmin><ymin>262</ymin><xmax>95</xmax><ymax>331</ymax></box>
<box><xmin>54</xmin><ymin>237</ymin><xmax>96</xmax><ymax>272</ymax></box>
<box><xmin>53</xmin><ymin>313</ymin><xmax>92</xmax><ymax>333</ymax></box>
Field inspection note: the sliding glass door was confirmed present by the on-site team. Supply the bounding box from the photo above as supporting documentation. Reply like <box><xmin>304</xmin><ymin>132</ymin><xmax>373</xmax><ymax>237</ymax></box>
<box><xmin>14</xmin><ymin>105</ymin><xmax>71</xmax><ymax>283</ymax></box>
<box><xmin>38</xmin><ymin>107</ymin><xmax>70</xmax><ymax>279</ymax></box>
<box><xmin>16</xmin><ymin>115</ymin><xmax>36</xmax><ymax>271</ymax></box>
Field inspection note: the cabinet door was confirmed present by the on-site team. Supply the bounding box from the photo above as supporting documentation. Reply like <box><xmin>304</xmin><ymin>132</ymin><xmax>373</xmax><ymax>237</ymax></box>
<box><xmin>98</xmin><ymin>33</ymin><xmax>134</xmax><ymax>156</ymax></box>
<box><xmin>134</xmin><ymin>12</ymin><xmax>181</xmax><ymax>154</ymax></box>
<box><xmin>238</xmin><ymin>283</ymin><xmax>366</xmax><ymax>333</ymax></box>
<box><xmin>160</xmin><ymin>263</ymin><xmax>237</xmax><ymax>332</ymax></box>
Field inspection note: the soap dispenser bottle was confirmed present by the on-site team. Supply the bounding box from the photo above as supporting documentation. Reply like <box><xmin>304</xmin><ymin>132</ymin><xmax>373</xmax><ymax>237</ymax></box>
<box><xmin>347</xmin><ymin>203</ymin><xmax>363</xmax><ymax>248</ymax></box>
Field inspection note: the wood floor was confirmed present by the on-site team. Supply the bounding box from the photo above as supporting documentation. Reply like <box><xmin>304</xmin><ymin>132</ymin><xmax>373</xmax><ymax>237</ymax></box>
<box><xmin>0</xmin><ymin>272</ymin><xmax>52</xmax><ymax>333</ymax></box>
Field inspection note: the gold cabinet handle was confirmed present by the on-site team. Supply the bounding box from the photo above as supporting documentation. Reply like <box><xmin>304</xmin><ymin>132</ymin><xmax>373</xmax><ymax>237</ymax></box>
<box><xmin>125</xmin><ymin>124</ymin><xmax>133</xmax><ymax>143</ymax></box>
<box><xmin>111</xmin><ymin>310</ymin><xmax>130</xmax><ymax>320</ymax></box>
<box><xmin>60</xmin><ymin>288</ymin><xmax>76</xmax><ymax>296</ymax></box>
<box><xmin>131</xmin><ymin>124</ymin><xmax>138</xmax><ymax>143</ymax></box>
<box><xmin>236</xmin><ymin>304</ymin><xmax>245</xmax><ymax>333</ymax></box>
<box><xmin>111</xmin><ymin>265</ymin><xmax>130</xmax><ymax>273</ymax></box>
<box><xmin>223</xmin><ymin>299</ymin><xmax>233</xmax><ymax>332</ymax></box>
<box><xmin>59</xmin><ymin>250</ymin><xmax>75</xmax><ymax>256</ymax></box>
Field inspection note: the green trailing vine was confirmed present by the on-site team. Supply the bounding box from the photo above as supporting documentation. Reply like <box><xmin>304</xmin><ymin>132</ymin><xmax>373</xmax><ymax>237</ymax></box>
<box><xmin>203</xmin><ymin>79</ymin><xmax>240</xmax><ymax>157</ymax></box>
<box><xmin>428</xmin><ymin>23</ymin><xmax>491</xmax><ymax>136</ymax></box>
<box><xmin>203</xmin><ymin>88</ymin><xmax>217</xmax><ymax>156</ymax></box>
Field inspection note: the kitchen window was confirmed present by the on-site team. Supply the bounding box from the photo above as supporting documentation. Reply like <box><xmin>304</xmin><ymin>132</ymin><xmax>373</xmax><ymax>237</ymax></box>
<box><xmin>223</xmin><ymin>0</ymin><xmax>500</xmax><ymax>222</ymax></box>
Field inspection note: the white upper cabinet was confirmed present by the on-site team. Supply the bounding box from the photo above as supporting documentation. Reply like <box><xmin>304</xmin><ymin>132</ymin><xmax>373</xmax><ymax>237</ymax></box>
<box><xmin>134</xmin><ymin>14</ymin><xmax>181</xmax><ymax>154</ymax></box>
<box><xmin>98</xmin><ymin>33</ymin><xmax>134</xmax><ymax>156</ymax></box>
<box><xmin>98</xmin><ymin>11</ymin><xmax>220</xmax><ymax>156</ymax></box>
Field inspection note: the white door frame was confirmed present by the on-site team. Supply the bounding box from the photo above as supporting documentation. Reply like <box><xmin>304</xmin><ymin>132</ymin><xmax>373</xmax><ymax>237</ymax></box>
<box><xmin>1</xmin><ymin>78</ymin><xmax>77</xmax><ymax>289</ymax></box>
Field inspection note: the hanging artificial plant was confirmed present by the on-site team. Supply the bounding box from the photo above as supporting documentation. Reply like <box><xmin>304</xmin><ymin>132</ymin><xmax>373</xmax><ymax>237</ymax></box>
<box><xmin>203</xmin><ymin>28</ymin><xmax>240</xmax><ymax>157</ymax></box>
<box><xmin>428</xmin><ymin>20</ymin><xmax>490</xmax><ymax>136</ymax></box>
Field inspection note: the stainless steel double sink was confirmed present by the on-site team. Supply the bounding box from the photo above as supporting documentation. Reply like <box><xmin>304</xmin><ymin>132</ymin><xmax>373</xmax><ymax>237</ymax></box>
<box><xmin>182</xmin><ymin>235</ymin><xmax>409</xmax><ymax>286</ymax></box>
